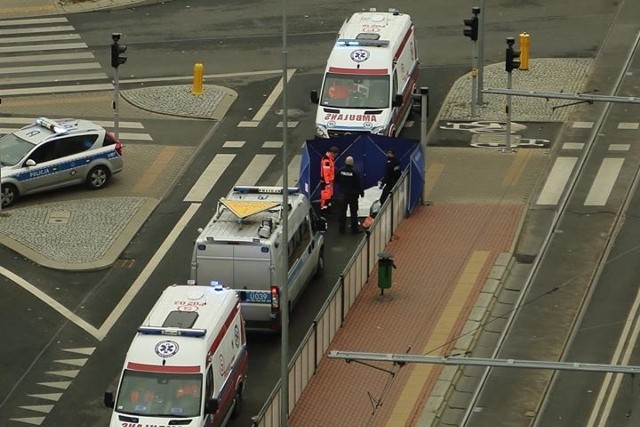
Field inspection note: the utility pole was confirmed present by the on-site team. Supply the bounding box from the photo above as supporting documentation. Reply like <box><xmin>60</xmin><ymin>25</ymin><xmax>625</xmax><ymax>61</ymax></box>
<box><xmin>477</xmin><ymin>0</ymin><xmax>486</xmax><ymax>105</ymax></box>
<box><xmin>280</xmin><ymin>0</ymin><xmax>290</xmax><ymax>424</ymax></box>
<box><xmin>110</xmin><ymin>33</ymin><xmax>127</xmax><ymax>139</ymax></box>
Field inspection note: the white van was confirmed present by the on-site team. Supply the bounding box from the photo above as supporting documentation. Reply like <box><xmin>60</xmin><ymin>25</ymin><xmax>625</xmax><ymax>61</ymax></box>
<box><xmin>311</xmin><ymin>8</ymin><xmax>420</xmax><ymax>138</ymax></box>
<box><xmin>190</xmin><ymin>186</ymin><xmax>327</xmax><ymax>333</ymax></box>
<box><xmin>104</xmin><ymin>283</ymin><xmax>247</xmax><ymax>427</ymax></box>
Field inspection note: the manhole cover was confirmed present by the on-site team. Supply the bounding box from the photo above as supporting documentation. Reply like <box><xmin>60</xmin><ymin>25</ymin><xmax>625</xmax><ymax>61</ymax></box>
<box><xmin>47</xmin><ymin>210</ymin><xmax>71</xmax><ymax>224</ymax></box>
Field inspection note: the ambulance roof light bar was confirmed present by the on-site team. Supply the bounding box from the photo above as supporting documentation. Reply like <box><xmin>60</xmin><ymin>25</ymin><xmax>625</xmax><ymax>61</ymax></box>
<box><xmin>336</xmin><ymin>38</ymin><xmax>390</xmax><ymax>47</ymax></box>
<box><xmin>233</xmin><ymin>185</ymin><xmax>299</xmax><ymax>195</ymax></box>
<box><xmin>138</xmin><ymin>326</ymin><xmax>207</xmax><ymax>337</ymax></box>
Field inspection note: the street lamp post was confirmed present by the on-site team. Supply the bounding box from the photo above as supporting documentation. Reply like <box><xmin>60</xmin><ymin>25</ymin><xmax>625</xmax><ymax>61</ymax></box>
<box><xmin>280</xmin><ymin>0</ymin><xmax>290</xmax><ymax>425</ymax></box>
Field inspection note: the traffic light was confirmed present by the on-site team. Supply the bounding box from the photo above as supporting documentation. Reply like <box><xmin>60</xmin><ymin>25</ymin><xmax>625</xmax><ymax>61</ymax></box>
<box><xmin>111</xmin><ymin>33</ymin><xmax>127</xmax><ymax>68</ymax></box>
<box><xmin>463</xmin><ymin>7</ymin><xmax>480</xmax><ymax>41</ymax></box>
<box><xmin>505</xmin><ymin>37</ymin><xmax>520</xmax><ymax>72</ymax></box>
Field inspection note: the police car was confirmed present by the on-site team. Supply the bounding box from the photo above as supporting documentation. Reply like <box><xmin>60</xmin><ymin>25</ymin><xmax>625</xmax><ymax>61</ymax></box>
<box><xmin>0</xmin><ymin>117</ymin><xmax>124</xmax><ymax>208</ymax></box>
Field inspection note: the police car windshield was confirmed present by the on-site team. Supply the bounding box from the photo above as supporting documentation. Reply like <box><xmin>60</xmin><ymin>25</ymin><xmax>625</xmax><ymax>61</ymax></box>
<box><xmin>115</xmin><ymin>370</ymin><xmax>203</xmax><ymax>418</ymax></box>
<box><xmin>0</xmin><ymin>133</ymin><xmax>34</xmax><ymax>167</ymax></box>
<box><xmin>321</xmin><ymin>73</ymin><xmax>390</xmax><ymax>109</ymax></box>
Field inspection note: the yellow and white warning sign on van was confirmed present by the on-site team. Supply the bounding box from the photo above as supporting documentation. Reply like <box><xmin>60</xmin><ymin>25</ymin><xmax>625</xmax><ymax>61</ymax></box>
<box><xmin>220</xmin><ymin>199</ymin><xmax>281</xmax><ymax>219</ymax></box>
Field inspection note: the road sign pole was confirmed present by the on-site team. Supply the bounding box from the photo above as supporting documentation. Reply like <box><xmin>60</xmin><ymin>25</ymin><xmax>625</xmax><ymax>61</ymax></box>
<box><xmin>113</xmin><ymin>68</ymin><xmax>120</xmax><ymax>139</ymax></box>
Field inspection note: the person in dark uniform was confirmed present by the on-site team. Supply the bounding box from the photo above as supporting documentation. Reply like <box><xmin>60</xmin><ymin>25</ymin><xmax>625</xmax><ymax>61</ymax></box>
<box><xmin>335</xmin><ymin>156</ymin><xmax>364</xmax><ymax>234</ymax></box>
<box><xmin>379</xmin><ymin>148</ymin><xmax>401</xmax><ymax>204</ymax></box>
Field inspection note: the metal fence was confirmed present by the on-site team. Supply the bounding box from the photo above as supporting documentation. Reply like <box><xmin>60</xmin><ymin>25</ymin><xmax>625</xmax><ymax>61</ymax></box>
<box><xmin>253</xmin><ymin>172</ymin><xmax>410</xmax><ymax>426</ymax></box>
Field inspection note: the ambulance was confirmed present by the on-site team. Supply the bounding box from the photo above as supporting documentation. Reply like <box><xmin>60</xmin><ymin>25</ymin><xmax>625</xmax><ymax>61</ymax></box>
<box><xmin>190</xmin><ymin>186</ymin><xmax>327</xmax><ymax>333</ymax></box>
<box><xmin>104</xmin><ymin>283</ymin><xmax>247</xmax><ymax>427</ymax></box>
<box><xmin>310</xmin><ymin>8</ymin><xmax>420</xmax><ymax>138</ymax></box>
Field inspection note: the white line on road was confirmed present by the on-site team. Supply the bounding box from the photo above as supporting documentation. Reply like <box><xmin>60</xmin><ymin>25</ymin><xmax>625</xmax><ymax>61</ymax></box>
<box><xmin>0</xmin><ymin>33</ymin><xmax>80</xmax><ymax>45</ymax></box>
<box><xmin>0</xmin><ymin>266</ymin><xmax>101</xmax><ymax>340</ymax></box>
<box><xmin>276</xmin><ymin>155</ymin><xmax>302</xmax><ymax>186</ymax></box>
<box><xmin>0</xmin><ymin>62</ymin><xmax>101</xmax><ymax>75</ymax></box>
<box><xmin>0</xmin><ymin>83</ymin><xmax>113</xmax><ymax>97</ymax></box>
<box><xmin>183</xmin><ymin>154</ymin><xmax>235</xmax><ymax>202</ymax></box>
<box><xmin>0</xmin><ymin>25</ymin><xmax>74</xmax><ymax>36</ymax></box>
<box><xmin>98</xmin><ymin>203</ymin><xmax>201</xmax><ymax>340</ymax></box>
<box><xmin>584</xmin><ymin>158</ymin><xmax>624</xmax><ymax>206</ymax></box>
<box><xmin>0</xmin><ymin>18</ymin><xmax>68</xmax><ymax>27</ymax></box>
<box><xmin>250</xmin><ymin>68</ymin><xmax>296</xmax><ymax>123</ymax></box>
<box><xmin>236</xmin><ymin>154</ymin><xmax>275</xmax><ymax>186</ymax></box>
<box><xmin>0</xmin><ymin>52</ymin><xmax>94</xmax><ymax>64</ymax></box>
<box><xmin>0</xmin><ymin>42</ymin><xmax>87</xmax><ymax>54</ymax></box>
<box><xmin>536</xmin><ymin>157</ymin><xmax>577</xmax><ymax>205</ymax></box>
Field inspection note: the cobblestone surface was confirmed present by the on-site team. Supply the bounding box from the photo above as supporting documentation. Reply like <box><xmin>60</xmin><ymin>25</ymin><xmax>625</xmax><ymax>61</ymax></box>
<box><xmin>441</xmin><ymin>58</ymin><xmax>593</xmax><ymax>122</ymax></box>
<box><xmin>121</xmin><ymin>85</ymin><xmax>236</xmax><ymax>119</ymax></box>
<box><xmin>0</xmin><ymin>197</ymin><xmax>146</xmax><ymax>263</ymax></box>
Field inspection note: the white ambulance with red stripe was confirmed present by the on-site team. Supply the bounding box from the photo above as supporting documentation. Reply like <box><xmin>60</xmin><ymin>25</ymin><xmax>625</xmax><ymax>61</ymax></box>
<box><xmin>104</xmin><ymin>283</ymin><xmax>247</xmax><ymax>427</ymax></box>
<box><xmin>311</xmin><ymin>8</ymin><xmax>420</xmax><ymax>138</ymax></box>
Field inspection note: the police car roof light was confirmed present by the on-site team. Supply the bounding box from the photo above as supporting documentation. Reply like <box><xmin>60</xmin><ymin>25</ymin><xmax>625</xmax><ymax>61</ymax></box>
<box><xmin>35</xmin><ymin>117</ymin><xmax>69</xmax><ymax>135</ymax></box>
<box><xmin>138</xmin><ymin>326</ymin><xmax>207</xmax><ymax>337</ymax></box>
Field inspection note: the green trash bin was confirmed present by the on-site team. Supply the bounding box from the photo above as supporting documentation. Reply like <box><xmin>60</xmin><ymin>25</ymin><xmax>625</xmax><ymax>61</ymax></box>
<box><xmin>377</xmin><ymin>251</ymin><xmax>396</xmax><ymax>295</ymax></box>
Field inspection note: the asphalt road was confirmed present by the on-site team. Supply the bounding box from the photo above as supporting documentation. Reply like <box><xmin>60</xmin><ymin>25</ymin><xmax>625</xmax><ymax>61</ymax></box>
<box><xmin>0</xmin><ymin>0</ymin><xmax>633</xmax><ymax>426</ymax></box>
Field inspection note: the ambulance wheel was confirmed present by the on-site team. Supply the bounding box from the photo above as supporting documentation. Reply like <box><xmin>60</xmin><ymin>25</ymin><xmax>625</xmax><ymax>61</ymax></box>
<box><xmin>85</xmin><ymin>165</ymin><xmax>110</xmax><ymax>189</ymax></box>
<box><xmin>1</xmin><ymin>183</ymin><xmax>18</xmax><ymax>208</ymax></box>
<box><xmin>231</xmin><ymin>384</ymin><xmax>243</xmax><ymax>418</ymax></box>
<box><xmin>314</xmin><ymin>248</ymin><xmax>324</xmax><ymax>277</ymax></box>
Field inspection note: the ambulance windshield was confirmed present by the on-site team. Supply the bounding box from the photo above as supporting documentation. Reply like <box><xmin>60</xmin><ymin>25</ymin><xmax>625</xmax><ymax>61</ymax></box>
<box><xmin>115</xmin><ymin>370</ymin><xmax>203</xmax><ymax>418</ymax></box>
<box><xmin>321</xmin><ymin>73</ymin><xmax>390</xmax><ymax>109</ymax></box>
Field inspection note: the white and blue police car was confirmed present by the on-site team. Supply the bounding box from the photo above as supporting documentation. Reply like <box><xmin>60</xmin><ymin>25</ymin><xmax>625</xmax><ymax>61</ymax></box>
<box><xmin>0</xmin><ymin>117</ymin><xmax>124</xmax><ymax>208</ymax></box>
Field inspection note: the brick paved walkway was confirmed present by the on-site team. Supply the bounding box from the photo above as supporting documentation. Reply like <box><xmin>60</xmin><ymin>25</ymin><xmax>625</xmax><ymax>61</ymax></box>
<box><xmin>289</xmin><ymin>202</ymin><xmax>524</xmax><ymax>427</ymax></box>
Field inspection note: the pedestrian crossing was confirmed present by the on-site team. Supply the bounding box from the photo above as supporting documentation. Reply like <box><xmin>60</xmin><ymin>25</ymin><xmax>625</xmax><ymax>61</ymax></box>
<box><xmin>0</xmin><ymin>17</ymin><xmax>111</xmax><ymax>97</ymax></box>
<box><xmin>0</xmin><ymin>116</ymin><xmax>152</xmax><ymax>142</ymax></box>
<box><xmin>184</xmin><ymin>144</ymin><xmax>302</xmax><ymax>203</ymax></box>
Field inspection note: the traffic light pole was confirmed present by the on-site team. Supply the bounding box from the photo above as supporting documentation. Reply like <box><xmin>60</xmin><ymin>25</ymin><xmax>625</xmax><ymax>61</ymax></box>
<box><xmin>477</xmin><ymin>0</ymin><xmax>486</xmax><ymax>106</ymax></box>
<box><xmin>503</xmin><ymin>69</ymin><xmax>514</xmax><ymax>153</ymax></box>
<box><xmin>110</xmin><ymin>33</ymin><xmax>127</xmax><ymax>140</ymax></box>
<box><xmin>113</xmin><ymin>67</ymin><xmax>120</xmax><ymax>139</ymax></box>
<box><xmin>463</xmin><ymin>7</ymin><xmax>480</xmax><ymax>117</ymax></box>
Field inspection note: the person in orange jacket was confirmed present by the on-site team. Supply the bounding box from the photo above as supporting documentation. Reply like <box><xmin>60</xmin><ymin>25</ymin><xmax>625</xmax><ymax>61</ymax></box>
<box><xmin>320</xmin><ymin>146</ymin><xmax>339</xmax><ymax>210</ymax></box>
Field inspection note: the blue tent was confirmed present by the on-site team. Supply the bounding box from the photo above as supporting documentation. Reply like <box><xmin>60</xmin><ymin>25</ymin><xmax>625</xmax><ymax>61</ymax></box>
<box><xmin>299</xmin><ymin>135</ymin><xmax>424</xmax><ymax>215</ymax></box>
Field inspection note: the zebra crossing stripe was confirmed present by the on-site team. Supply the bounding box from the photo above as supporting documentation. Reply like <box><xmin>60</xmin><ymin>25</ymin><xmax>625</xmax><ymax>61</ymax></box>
<box><xmin>0</xmin><ymin>52</ymin><xmax>94</xmax><ymax>64</ymax></box>
<box><xmin>0</xmin><ymin>42</ymin><xmax>88</xmax><ymax>54</ymax></box>
<box><xmin>236</xmin><ymin>154</ymin><xmax>276</xmax><ymax>186</ymax></box>
<box><xmin>536</xmin><ymin>157</ymin><xmax>577</xmax><ymax>205</ymax></box>
<box><xmin>0</xmin><ymin>18</ymin><xmax>68</xmax><ymax>27</ymax></box>
<box><xmin>184</xmin><ymin>154</ymin><xmax>235</xmax><ymax>202</ymax></box>
<box><xmin>584</xmin><ymin>158</ymin><xmax>624</xmax><ymax>206</ymax></box>
<box><xmin>0</xmin><ymin>83</ymin><xmax>113</xmax><ymax>97</ymax></box>
<box><xmin>0</xmin><ymin>73</ymin><xmax>106</xmax><ymax>86</ymax></box>
<box><xmin>276</xmin><ymin>155</ymin><xmax>302</xmax><ymax>186</ymax></box>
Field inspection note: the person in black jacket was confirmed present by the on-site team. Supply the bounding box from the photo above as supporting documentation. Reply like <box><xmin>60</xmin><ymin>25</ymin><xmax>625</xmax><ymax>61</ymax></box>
<box><xmin>379</xmin><ymin>148</ymin><xmax>401</xmax><ymax>204</ymax></box>
<box><xmin>335</xmin><ymin>156</ymin><xmax>364</xmax><ymax>234</ymax></box>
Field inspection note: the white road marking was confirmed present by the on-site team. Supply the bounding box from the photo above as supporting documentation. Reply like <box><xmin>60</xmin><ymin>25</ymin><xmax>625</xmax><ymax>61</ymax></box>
<box><xmin>98</xmin><ymin>203</ymin><xmax>201</xmax><ymax>339</ymax></box>
<box><xmin>276</xmin><ymin>155</ymin><xmax>302</xmax><ymax>186</ymax></box>
<box><xmin>562</xmin><ymin>142</ymin><xmax>584</xmax><ymax>150</ymax></box>
<box><xmin>236</xmin><ymin>154</ymin><xmax>275</xmax><ymax>186</ymax></box>
<box><xmin>584</xmin><ymin>158</ymin><xmax>624</xmax><ymax>206</ymax></box>
<box><xmin>0</xmin><ymin>266</ymin><xmax>101</xmax><ymax>340</ymax></box>
<box><xmin>183</xmin><ymin>154</ymin><xmax>235</xmax><ymax>202</ymax></box>
<box><xmin>536</xmin><ymin>157</ymin><xmax>577</xmax><ymax>205</ymax></box>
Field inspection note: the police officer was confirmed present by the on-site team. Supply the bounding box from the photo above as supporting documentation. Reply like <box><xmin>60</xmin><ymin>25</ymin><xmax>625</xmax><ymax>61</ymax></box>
<box><xmin>336</xmin><ymin>156</ymin><xmax>364</xmax><ymax>234</ymax></box>
<box><xmin>379</xmin><ymin>148</ymin><xmax>401</xmax><ymax>204</ymax></box>
<box><xmin>320</xmin><ymin>146</ymin><xmax>339</xmax><ymax>210</ymax></box>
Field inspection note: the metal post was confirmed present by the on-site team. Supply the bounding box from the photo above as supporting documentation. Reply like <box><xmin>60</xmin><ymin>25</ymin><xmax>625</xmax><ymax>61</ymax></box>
<box><xmin>477</xmin><ymin>0</ymin><xmax>485</xmax><ymax>105</ymax></box>
<box><xmin>503</xmin><ymin>70</ymin><xmax>513</xmax><ymax>153</ymax></box>
<box><xmin>419</xmin><ymin>87</ymin><xmax>429</xmax><ymax>146</ymax></box>
<box><xmin>113</xmin><ymin>67</ymin><xmax>120</xmax><ymax>139</ymax></box>
<box><xmin>280</xmin><ymin>0</ymin><xmax>289</xmax><ymax>424</ymax></box>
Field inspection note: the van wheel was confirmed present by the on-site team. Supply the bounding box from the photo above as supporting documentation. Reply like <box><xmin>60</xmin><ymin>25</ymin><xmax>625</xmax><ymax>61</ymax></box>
<box><xmin>1</xmin><ymin>183</ymin><xmax>18</xmax><ymax>208</ymax></box>
<box><xmin>314</xmin><ymin>249</ymin><xmax>325</xmax><ymax>277</ymax></box>
<box><xmin>85</xmin><ymin>166</ymin><xmax>110</xmax><ymax>189</ymax></box>
<box><xmin>231</xmin><ymin>385</ymin><xmax>243</xmax><ymax>418</ymax></box>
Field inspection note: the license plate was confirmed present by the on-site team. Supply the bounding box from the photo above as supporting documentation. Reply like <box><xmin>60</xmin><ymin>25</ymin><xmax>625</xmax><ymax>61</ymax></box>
<box><xmin>242</xmin><ymin>291</ymin><xmax>271</xmax><ymax>303</ymax></box>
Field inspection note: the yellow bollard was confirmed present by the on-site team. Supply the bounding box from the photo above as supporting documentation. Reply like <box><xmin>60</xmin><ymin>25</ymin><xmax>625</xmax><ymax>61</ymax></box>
<box><xmin>519</xmin><ymin>32</ymin><xmax>530</xmax><ymax>70</ymax></box>
<box><xmin>192</xmin><ymin>63</ymin><xmax>204</xmax><ymax>96</ymax></box>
